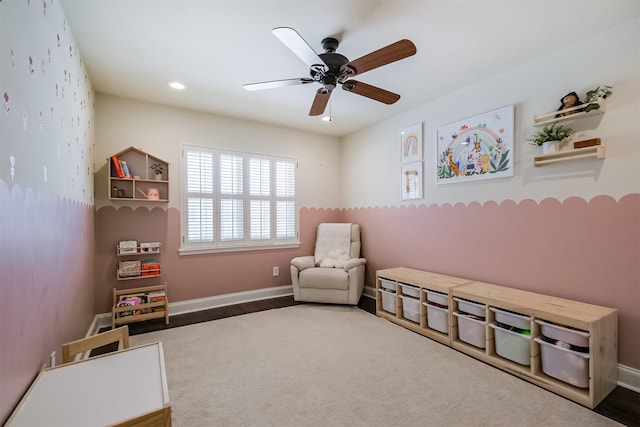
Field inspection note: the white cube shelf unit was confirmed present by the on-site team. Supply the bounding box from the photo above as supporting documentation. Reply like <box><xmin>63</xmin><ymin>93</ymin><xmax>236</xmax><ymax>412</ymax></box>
<box><xmin>376</xmin><ymin>268</ymin><xmax>618</xmax><ymax>409</ymax></box>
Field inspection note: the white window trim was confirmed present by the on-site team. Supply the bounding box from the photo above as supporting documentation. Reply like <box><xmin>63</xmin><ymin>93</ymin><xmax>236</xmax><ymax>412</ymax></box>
<box><xmin>179</xmin><ymin>144</ymin><xmax>300</xmax><ymax>255</ymax></box>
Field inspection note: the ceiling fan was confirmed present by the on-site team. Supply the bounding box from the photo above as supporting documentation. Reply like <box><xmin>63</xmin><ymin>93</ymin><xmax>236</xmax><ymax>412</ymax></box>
<box><xmin>243</xmin><ymin>27</ymin><xmax>417</xmax><ymax>116</ymax></box>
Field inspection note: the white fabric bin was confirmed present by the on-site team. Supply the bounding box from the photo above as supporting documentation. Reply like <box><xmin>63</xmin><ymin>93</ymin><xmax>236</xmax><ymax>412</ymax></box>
<box><xmin>490</xmin><ymin>307</ymin><xmax>530</xmax><ymax>330</ymax></box>
<box><xmin>535</xmin><ymin>319</ymin><xmax>589</xmax><ymax>348</ymax></box>
<box><xmin>453</xmin><ymin>311</ymin><xmax>486</xmax><ymax>348</ymax></box>
<box><xmin>378</xmin><ymin>289</ymin><xmax>397</xmax><ymax>314</ymax></box>
<box><xmin>399</xmin><ymin>283</ymin><xmax>420</xmax><ymax>298</ymax></box>
<box><xmin>534</xmin><ymin>337</ymin><xmax>590</xmax><ymax>388</ymax></box>
<box><xmin>425</xmin><ymin>289</ymin><xmax>448</xmax><ymax>306</ymax></box>
<box><xmin>454</xmin><ymin>297</ymin><xmax>486</xmax><ymax>318</ymax></box>
<box><xmin>379</xmin><ymin>278</ymin><xmax>396</xmax><ymax>292</ymax></box>
<box><xmin>400</xmin><ymin>295</ymin><xmax>420</xmax><ymax>323</ymax></box>
<box><xmin>489</xmin><ymin>323</ymin><xmax>531</xmax><ymax>365</ymax></box>
<box><xmin>424</xmin><ymin>302</ymin><xmax>448</xmax><ymax>334</ymax></box>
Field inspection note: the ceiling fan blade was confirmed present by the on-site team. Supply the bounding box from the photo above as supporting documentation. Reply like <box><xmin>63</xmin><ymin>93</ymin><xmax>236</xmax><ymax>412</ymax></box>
<box><xmin>243</xmin><ymin>78</ymin><xmax>314</xmax><ymax>91</ymax></box>
<box><xmin>342</xmin><ymin>80</ymin><xmax>400</xmax><ymax>105</ymax></box>
<box><xmin>272</xmin><ymin>27</ymin><xmax>328</xmax><ymax>72</ymax></box>
<box><xmin>309</xmin><ymin>88</ymin><xmax>332</xmax><ymax>116</ymax></box>
<box><xmin>342</xmin><ymin>39</ymin><xmax>416</xmax><ymax>77</ymax></box>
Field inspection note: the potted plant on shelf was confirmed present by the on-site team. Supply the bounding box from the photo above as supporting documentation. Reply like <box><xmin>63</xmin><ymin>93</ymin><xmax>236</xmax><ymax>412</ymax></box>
<box><xmin>150</xmin><ymin>163</ymin><xmax>164</xmax><ymax>180</ymax></box>
<box><xmin>528</xmin><ymin>122</ymin><xmax>575</xmax><ymax>154</ymax></box>
<box><xmin>583</xmin><ymin>85</ymin><xmax>612</xmax><ymax>113</ymax></box>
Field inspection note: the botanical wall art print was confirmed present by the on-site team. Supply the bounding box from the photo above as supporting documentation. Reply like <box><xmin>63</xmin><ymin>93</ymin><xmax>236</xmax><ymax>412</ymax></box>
<box><xmin>400</xmin><ymin>122</ymin><xmax>422</xmax><ymax>164</ymax></box>
<box><xmin>401</xmin><ymin>161</ymin><xmax>423</xmax><ymax>200</ymax></box>
<box><xmin>436</xmin><ymin>105</ymin><xmax>514</xmax><ymax>184</ymax></box>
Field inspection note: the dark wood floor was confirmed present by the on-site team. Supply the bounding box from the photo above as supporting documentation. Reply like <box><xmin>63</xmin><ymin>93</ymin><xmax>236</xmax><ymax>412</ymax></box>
<box><xmin>107</xmin><ymin>296</ymin><xmax>639</xmax><ymax>427</ymax></box>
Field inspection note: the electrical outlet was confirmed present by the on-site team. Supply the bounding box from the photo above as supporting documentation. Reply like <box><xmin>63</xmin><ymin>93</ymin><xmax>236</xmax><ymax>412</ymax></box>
<box><xmin>50</xmin><ymin>351</ymin><xmax>56</xmax><ymax>367</ymax></box>
<box><xmin>272</xmin><ymin>266</ymin><xmax>279</xmax><ymax>276</ymax></box>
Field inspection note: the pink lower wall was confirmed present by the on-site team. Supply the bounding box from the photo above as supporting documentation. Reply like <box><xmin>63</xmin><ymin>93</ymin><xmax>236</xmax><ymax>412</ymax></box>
<box><xmin>94</xmin><ymin>194</ymin><xmax>638</xmax><ymax>369</ymax></box>
<box><xmin>0</xmin><ymin>182</ymin><xmax>95</xmax><ymax>423</ymax></box>
<box><xmin>342</xmin><ymin>194</ymin><xmax>639</xmax><ymax>369</ymax></box>
<box><xmin>94</xmin><ymin>206</ymin><xmax>342</xmax><ymax>313</ymax></box>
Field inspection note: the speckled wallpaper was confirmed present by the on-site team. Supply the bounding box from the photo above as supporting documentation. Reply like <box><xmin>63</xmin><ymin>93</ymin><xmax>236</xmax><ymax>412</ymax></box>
<box><xmin>0</xmin><ymin>1</ymin><xmax>96</xmax><ymax>423</ymax></box>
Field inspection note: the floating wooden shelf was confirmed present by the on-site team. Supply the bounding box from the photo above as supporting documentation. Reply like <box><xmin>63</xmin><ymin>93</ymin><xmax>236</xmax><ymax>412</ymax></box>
<box><xmin>533</xmin><ymin>145</ymin><xmax>605</xmax><ymax>167</ymax></box>
<box><xmin>533</xmin><ymin>98</ymin><xmax>606</xmax><ymax>127</ymax></box>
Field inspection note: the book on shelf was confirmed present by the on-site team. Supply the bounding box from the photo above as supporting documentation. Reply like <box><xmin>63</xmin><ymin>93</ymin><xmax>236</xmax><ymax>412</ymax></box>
<box><xmin>141</xmin><ymin>260</ymin><xmax>160</xmax><ymax>276</ymax></box>
<box><xmin>120</xmin><ymin>160</ymin><xmax>132</xmax><ymax>178</ymax></box>
<box><xmin>118</xmin><ymin>240</ymin><xmax>138</xmax><ymax>255</ymax></box>
<box><xmin>148</xmin><ymin>290</ymin><xmax>167</xmax><ymax>312</ymax></box>
<box><xmin>118</xmin><ymin>260</ymin><xmax>141</xmax><ymax>278</ymax></box>
<box><xmin>111</xmin><ymin>155</ymin><xmax>125</xmax><ymax>178</ymax></box>
<box><xmin>140</xmin><ymin>242</ymin><xmax>161</xmax><ymax>253</ymax></box>
<box><xmin>117</xmin><ymin>293</ymin><xmax>148</xmax><ymax>316</ymax></box>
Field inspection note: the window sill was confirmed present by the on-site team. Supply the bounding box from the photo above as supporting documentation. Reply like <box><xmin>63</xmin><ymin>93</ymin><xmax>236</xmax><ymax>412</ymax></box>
<box><xmin>179</xmin><ymin>242</ymin><xmax>300</xmax><ymax>256</ymax></box>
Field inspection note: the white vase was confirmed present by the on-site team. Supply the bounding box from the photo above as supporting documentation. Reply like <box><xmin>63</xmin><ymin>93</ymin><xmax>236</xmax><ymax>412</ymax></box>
<box><xmin>542</xmin><ymin>140</ymin><xmax>560</xmax><ymax>154</ymax></box>
<box><xmin>155</xmin><ymin>173</ymin><xmax>162</xmax><ymax>181</ymax></box>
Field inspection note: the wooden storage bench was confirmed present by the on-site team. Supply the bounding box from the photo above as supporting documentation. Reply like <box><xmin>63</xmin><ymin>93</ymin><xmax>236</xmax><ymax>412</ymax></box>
<box><xmin>376</xmin><ymin>268</ymin><xmax>617</xmax><ymax>409</ymax></box>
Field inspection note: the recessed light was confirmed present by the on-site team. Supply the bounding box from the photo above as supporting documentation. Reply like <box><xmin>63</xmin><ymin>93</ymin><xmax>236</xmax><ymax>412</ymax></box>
<box><xmin>167</xmin><ymin>81</ymin><xmax>186</xmax><ymax>90</ymax></box>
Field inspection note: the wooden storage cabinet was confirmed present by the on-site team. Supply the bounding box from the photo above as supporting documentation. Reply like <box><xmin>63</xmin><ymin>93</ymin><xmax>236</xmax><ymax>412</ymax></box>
<box><xmin>109</xmin><ymin>147</ymin><xmax>169</xmax><ymax>202</ymax></box>
<box><xmin>451</xmin><ymin>282</ymin><xmax>617</xmax><ymax>408</ymax></box>
<box><xmin>376</xmin><ymin>267</ymin><xmax>474</xmax><ymax>346</ymax></box>
<box><xmin>376</xmin><ymin>268</ymin><xmax>617</xmax><ymax>409</ymax></box>
<box><xmin>112</xmin><ymin>283</ymin><xmax>169</xmax><ymax>329</ymax></box>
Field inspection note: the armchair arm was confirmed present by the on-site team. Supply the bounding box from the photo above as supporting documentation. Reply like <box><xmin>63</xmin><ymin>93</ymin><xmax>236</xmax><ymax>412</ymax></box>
<box><xmin>343</xmin><ymin>257</ymin><xmax>366</xmax><ymax>271</ymax></box>
<box><xmin>291</xmin><ymin>256</ymin><xmax>316</xmax><ymax>271</ymax></box>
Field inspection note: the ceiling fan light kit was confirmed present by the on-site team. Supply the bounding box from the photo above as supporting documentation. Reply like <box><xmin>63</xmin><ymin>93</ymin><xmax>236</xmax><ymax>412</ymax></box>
<box><xmin>243</xmin><ymin>27</ymin><xmax>416</xmax><ymax>116</ymax></box>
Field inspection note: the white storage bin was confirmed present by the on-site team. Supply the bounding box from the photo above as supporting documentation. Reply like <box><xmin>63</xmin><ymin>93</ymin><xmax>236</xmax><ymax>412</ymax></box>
<box><xmin>490</xmin><ymin>307</ymin><xmax>530</xmax><ymax>330</ymax></box>
<box><xmin>535</xmin><ymin>319</ymin><xmax>589</xmax><ymax>348</ymax></box>
<box><xmin>489</xmin><ymin>323</ymin><xmax>531</xmax><ymax>365</ymax></box>
<box><xmin>378</xmin><ymin>289</ymin><xmax>397</xmax><ymax>314</ymax></box>
<box><xmin>454</xmin><ymin>297</ymin><xmax>486</xmax><ymax>318</ymax></box>
<box><xmin>399</xmin><ymin>283</ymin><xmax>420</xmax><ymax>298</ymax></box>
<box><xmin>379</xmin><ymin>278</ymin><xmax>396</xmax><ymax>292</ymax></box>
<box><xmin>400</xmin><ymin>295</ymin><xmax>420</xmax><ymax>323</ymax></box>
<box><xmin>425</xmin><ymin>289</ymin><xmax>448</xmax><ymax>306</ymax></box>
<box><xmin>453</xmin><ymin>311</ymin><xmax>486</xmax><ymax>348</ymax></box>
<box><xmin>534</xmin><ymin>337</ymin><xmax>590</xmax><ymax>388</ymax></box>
<box><xmin>424</xmin><ymin>302</ymin><xmax>448</xmax><ymax>334</ymax></box>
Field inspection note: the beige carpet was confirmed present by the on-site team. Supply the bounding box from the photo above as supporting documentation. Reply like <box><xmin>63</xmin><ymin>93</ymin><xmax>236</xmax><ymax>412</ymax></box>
<box><xmin>130</xmin><ymin>304</ymin><xmax>620</xmax><ymax>427</ymax></box>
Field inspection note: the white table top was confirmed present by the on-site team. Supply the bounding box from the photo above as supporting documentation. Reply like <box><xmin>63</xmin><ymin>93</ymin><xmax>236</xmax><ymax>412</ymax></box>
<box><xmin>6</xmin><ymin>342</ymin><xmax>169</xmax><ymax>427</ymax></box>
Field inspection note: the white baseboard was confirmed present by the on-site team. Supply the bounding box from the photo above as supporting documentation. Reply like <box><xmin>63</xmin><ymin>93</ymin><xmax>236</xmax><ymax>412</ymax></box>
<box><xmin>91</xmin><ymin>285</ymin><xmax>293</xmax><ymax>331</ymax></box>
<box><xmin>90</xmin><ymin>283</ymin><xmax>640</xmax><ymax>393</ymax></box>
<box><xmin>362</xmin><ymin>285</ymin><xmax>376</xmax><ymax>299</ymax></box>
<box><xmin>617</xmin><ymin>364</ymin><xmax>640</xmax><ymax>392</ymax></box>
<box><xmin>169</xmin><ymin>285</ymin><xmax>293</xmax><ymax>316</ymax></box>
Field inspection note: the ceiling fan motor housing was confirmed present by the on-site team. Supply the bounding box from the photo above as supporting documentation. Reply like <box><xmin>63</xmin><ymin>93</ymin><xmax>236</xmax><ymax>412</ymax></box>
<box><xmin>309</xmin><ymin>37</ymin><xmax>350</xmax><ymax>90</ymax></box>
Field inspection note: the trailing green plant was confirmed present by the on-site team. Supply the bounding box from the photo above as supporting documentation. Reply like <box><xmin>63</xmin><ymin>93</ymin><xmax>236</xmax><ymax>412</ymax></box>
<box><xmin>528</xmin><ymin>122</ymin><xmax>574</xmax><ymax>146</ymax></box>
<box><xmin>584</xmin><ymin>85</ymin><xmax>612</xmax><ymax>112</ymax></box>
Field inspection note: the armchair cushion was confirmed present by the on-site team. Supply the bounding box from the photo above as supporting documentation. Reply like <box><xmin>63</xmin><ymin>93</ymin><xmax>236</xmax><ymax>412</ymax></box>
<box><xmin>299</xmin><ymin>268</ymin><xmax>349</xmax><ymax>290</ymax></box>
<box><xmin>291</xmin><ymin>255</ymin><xmax>315</xmax><ymax>271</ymax></box>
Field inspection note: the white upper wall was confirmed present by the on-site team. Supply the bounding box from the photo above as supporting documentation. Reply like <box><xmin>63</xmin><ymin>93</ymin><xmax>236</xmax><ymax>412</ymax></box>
<box><xmin>341</xmin><ymin>18</ymin><xmax>640</xmax><ymax>208</ymax></box>
<box><xmin>94</xmin><ymin>94</ymin><xmax>342</xmax><ymax>210</ymax></box>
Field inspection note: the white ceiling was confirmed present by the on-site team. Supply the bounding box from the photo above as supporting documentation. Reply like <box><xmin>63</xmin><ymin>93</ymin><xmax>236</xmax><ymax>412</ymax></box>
<box><xmin>60</xmin><ymin>0</ymin><xmax>640</xmax><ymax>137</ymax></box>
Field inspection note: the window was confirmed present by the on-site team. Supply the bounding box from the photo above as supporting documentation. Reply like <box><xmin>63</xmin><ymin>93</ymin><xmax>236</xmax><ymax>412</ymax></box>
<box><xmin>181</xmin><ymin>145</ymin><xmax>298</xmax><ymax>254</ymax></box>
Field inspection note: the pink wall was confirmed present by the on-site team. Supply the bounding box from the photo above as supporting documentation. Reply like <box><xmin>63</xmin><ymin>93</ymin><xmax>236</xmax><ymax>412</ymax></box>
<box><xmin>94</xmin><ymin>194</ymin><xmax>638</xmax><ymax>369</ymax></box>
<box><xmin>342</xmin><ymin>194</ymin><xmax>639</xmax><ymax>368</ymax></box>
<box><xmin>0</xmin><ymin>182</ymin><xmax>95</xmax><ymax>423</ymax></box>
<box><xmin>94</xmin><ymin>206</ymin><xmax>342</xmax><ymax>312</ymax></box>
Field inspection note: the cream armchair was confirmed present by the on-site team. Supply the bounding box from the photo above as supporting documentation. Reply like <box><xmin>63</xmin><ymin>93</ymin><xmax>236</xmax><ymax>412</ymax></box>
<box><xmin>290</xmin><ymin>223</ymin><xmax>366</xmax><ymax>305</ymax></box>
